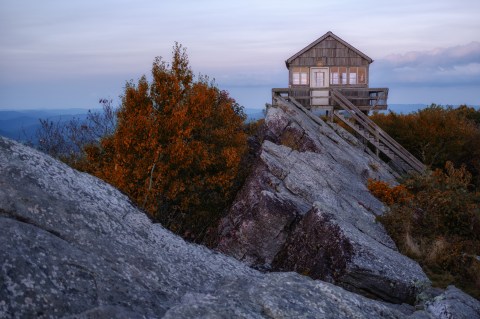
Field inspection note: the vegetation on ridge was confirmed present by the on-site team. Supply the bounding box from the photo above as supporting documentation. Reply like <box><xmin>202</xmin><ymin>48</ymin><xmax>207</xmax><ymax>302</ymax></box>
<box><xmin>36</xmin><ymin>44</ymin><xmax>254</xmax><ymax>245</ymax></box>
<box><xmin>368</xmin><ymin>104</ymin><xmax>480</xmax><ymax>299</ymax></box>
<box><xmin>368</xmin><ymin>166</ymin><xmax>480</xmax><ymax>299</ymax></box>
<box><xmin>370</xmin><ymin>104</ymin><xmax>480</xmax><ymax>187</ymax></box>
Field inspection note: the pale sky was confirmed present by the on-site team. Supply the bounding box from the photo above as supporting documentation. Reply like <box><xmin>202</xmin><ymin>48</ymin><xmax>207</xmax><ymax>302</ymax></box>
<box><xmin>1</xmin><ymin>0</ymin><xmax>479</xmax><ymax>110</ymax></box>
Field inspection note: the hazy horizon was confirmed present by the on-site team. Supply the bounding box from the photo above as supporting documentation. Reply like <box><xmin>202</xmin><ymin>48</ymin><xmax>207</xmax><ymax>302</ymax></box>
<box><xmin>1</xmin><ymin>1</ymin><xmax>479</xmax><ymax>110</ymax></box>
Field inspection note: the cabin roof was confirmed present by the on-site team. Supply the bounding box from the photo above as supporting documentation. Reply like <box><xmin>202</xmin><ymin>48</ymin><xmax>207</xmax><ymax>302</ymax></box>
<box><xmin>285</xmin><ymin>31</ymin><xmax>374</xmax><ymax>68</ymax></box>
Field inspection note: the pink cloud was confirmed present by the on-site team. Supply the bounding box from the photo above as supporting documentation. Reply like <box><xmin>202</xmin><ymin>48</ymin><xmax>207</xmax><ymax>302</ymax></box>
<box><xmin>371</xmin><ymin>42</ymin><xmax>480</xmax><ymax>87</ymax></box>
<box><xmin>382</xmin><ymin>42</ymin><xmax>480</xmax><ymax>67</ymax></box>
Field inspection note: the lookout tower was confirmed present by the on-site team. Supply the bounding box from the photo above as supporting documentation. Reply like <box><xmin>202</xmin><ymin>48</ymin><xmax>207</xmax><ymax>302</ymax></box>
<box><xmin>273</xmin><ymin>31</ymin><xmax>388</xmax><ymax>113</ymax></box>
<box><xmin>271</xmin><ymin>32</ymin><xmax>424</xmax><ymax>175</ymax></box>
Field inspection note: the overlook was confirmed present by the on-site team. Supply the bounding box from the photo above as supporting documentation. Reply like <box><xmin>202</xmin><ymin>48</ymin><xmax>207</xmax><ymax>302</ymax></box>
<box><xmin>1</xmin><ymin>8</ymin><xmax>479</xmax><ymax>316</ymax></box>
<box><xmin>272</xmin><ymin>32</ymin><xmax>424</xmax><ymax>175</ymax></box>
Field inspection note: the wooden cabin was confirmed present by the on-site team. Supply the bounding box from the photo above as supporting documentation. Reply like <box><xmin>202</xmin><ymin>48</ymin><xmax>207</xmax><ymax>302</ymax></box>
<box><xmin>273</xmin><ymin>31</ymin><xmax>388</xmax><ymax>113</ymax></box>
<box><xmin>271</xmin><ymin>33</ymin><xmax>424</xmax><ymax>175</ymax></box>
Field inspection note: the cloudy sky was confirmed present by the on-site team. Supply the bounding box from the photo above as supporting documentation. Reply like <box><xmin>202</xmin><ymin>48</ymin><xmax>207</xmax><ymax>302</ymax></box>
<box><xmin>1</xmin><ymin>0</ymin><xmax>479</xmax><ymax>110</ymax></box>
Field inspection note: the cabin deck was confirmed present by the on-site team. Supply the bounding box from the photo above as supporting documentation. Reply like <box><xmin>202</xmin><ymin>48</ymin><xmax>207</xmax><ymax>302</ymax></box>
<box><xmin>272</xmin><ymin>87</ymin><xmax>388</xmax><ymax>112</ymax></box>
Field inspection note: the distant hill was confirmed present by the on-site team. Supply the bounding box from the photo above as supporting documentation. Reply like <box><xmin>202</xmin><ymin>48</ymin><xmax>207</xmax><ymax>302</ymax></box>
<box><xmin>4</xmin><ymin>105</ymin><xmax>472</xmax><ymax>143</ymax></box>
<box><xmin>0</xmin><ymin>108</ymin><xmax>267</xmax><ymax>143</ymax></box>
<box><xmin>386</xmin><ymin>104</ymin><xmax>480</xmax><ymax>114</ymax></box>
<box><xmin>244</xmin><ymin>108</ymin><xmax>265</xmax><ymax>122</ymax></box>
<box><xmin>387</xmin><ymin>104</ymin><xmax>429</xmax><ymax>114</ymax></box>
<box><xmin>0</xmin><ymin>109</ymin><xmax>92</xmax><ymax>143</ymax></box>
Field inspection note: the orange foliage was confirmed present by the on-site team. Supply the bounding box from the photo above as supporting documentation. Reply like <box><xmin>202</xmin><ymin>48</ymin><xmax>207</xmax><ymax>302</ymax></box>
<box><xmin>83</xmin><ymin>44</ymin><xmax>247</xmax><ymax>242</ymax></box>
<box><xmin>367</xmin><ymin>179</ymin><xmax>412</xmax><ymax>206</ymax></box>
<box><xmin>368</xmin><ymin>163</ymin><xmax>480</xmax><ymax>298</ymax></box>
<box><xmin>370</xmin><ymin>105</ymin><xmax>480</xmax><ymax>187</ymax></box>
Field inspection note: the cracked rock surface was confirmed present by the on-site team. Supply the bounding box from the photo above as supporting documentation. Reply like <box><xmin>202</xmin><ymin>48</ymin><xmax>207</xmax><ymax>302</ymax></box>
<box><xmin>1</xmin><ymin>134</ymin><xmax>479</xmax><ymax>318</ymax></box>
<box><xmin>217</xmin><ymin>100</ymin><xmax>429</xmax><ymax>304</ymax></box>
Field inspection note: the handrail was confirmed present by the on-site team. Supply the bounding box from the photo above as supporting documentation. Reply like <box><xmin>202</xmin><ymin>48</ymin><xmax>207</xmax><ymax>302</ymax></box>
<box><xmin>271</xmin><ymin>88</ymin><xmax>424</xmax><ymax>174</ymax></box>
<box><xmin>272</xmin><ymin>87</ymin><xmax>388</xmax><ymax>109</ymax></box>
<box><xmin>330</xmin><ymin>89</ymin><xmax>424</xmax><ymax>173</ymax></box>
<box><xmin>331</xmin><ymin>90</ymin><xmax>420</xmax><ymax>168</ymax></box>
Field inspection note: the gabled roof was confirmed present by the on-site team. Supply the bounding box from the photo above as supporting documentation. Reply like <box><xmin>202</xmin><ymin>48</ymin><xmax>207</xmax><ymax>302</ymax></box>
<box><xmin>285</xmin><ymin>31</ymin><xmax>373</xmax><ymax>68</ymax></box>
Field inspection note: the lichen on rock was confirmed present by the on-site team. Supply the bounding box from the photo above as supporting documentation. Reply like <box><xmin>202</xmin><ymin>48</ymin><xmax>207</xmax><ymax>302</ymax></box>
<box><xmin>217</xmin><ymin>100</ymin><xmax>430</xmax><ymax>304</ymax></box>
<box><xmin>1</xmin><ymin>130</ymin><xmax>479</xmax><ymax>318</ymax></box>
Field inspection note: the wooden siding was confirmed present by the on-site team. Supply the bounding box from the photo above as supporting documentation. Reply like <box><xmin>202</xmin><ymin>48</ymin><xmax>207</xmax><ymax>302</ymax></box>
<box><xmin>288</xmin><ymin>36</ymin><xmax>370</xmax><ymax>67</ymax></box>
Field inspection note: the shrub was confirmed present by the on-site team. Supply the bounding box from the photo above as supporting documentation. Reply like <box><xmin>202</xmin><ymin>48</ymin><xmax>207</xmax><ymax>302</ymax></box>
<box><xmin>369</xmin><ymin>162</ymin><xmax>480</xmax><ymax>299</ymax></box>
<box><xmin>367</xmin><ymin>179</ymin><xmax>412</xmax><ymax>206</ymax></box>
<box><xmin>370</xmin><ymin>105</ymin><xmax>480</xmax><ymax>188</ymax></box>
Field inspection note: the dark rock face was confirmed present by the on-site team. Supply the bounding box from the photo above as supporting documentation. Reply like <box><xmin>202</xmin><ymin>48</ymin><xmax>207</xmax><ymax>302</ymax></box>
<box><xmin>1</xmin><ymin>136</ymin><xmax>479</xmax><ymax>318</ymax></box>
<box><xmin>216</xmin><ymin>161</ymin><xmax>301</xmax><ymax>268</ymax></box>
<box><xmin>217</xmin><ymin>100</ymin><xmax>429</xmax><ymax>304</ymax></box>
<box><xmin>272</xmin><ymin>207</ymin><xmax>354</xmax><ymax>283</ymax></box>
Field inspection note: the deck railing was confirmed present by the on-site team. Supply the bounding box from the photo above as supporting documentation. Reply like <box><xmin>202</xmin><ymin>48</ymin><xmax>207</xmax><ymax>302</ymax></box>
<box><xmin>271</xmin><ymin>87</ymin><xmax>388</xmax><ymax>110</ymax></box>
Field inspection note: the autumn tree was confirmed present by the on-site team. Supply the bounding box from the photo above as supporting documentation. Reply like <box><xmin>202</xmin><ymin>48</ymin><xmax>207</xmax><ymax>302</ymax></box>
<box><xmin>85</xmin><ymin>44</ymin><xmax>247</xmax><ymax>243</ymax></box>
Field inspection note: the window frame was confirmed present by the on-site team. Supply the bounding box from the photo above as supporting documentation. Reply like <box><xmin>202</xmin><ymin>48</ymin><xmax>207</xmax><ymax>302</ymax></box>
<box><xmin>330</xmin><ymin>66</ymin><xmax>366</xmax><ymax>85</ymax></box>
<box><xmin>330</xmin><ymin>67</ymin><xmax>339</xmax><ymax>85</ymax></box>
<box><xmin>291</xmin><ymin>67</ymin><xmax>309</xmax><ymax>85</ymax></box>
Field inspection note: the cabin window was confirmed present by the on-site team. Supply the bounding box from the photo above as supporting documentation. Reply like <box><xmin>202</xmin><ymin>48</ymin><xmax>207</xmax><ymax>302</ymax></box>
<box><xmin>349</xmin><ymin>67</ymin><xmax>358</xmax><ymax>84</ymax></box>
<box><xmin>330</xmin><ymin>67</ymin><xmax>339</xmax><ymax>85</ymax></box>
<box><xmin>330</xmin><ymin>66</ymin><xmax>366</xmax><ymax>85</ymax></box>
<box><xmin>292</xmin><ymin>67</ymin><xmax>308</xmax><ymax>85</ymax></box>
<box><xmin>330</xmin><ymin>67</ymin><xmax>347</xmax><ymax>85</ymax></box>
<box><xmin>340</xmin><ymin>67</ymin><xmax>347</xmax><ymax>85</ymax></box>
<box><xmin>358</xmin><ymin>67</ymin><xmax>366</xmax><ymax>84</ymax></box>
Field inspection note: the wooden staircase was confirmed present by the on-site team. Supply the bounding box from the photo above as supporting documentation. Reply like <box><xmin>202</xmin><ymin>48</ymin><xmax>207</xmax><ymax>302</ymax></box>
<box><xmin>271</xmin><ymin>90</ymin><xmax>425</xmax><ymax>175</ymax></box>
<box><xmin>330</xmin><ymin>89</ymin><xmax>424</xmax><ymax>174</ymax></box>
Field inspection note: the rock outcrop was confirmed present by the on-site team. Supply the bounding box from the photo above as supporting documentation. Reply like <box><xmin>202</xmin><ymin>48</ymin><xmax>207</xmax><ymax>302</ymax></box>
<box><xmin>217</xmin><ymin>99</ymin><xmax>429</xmax><ymax>304</ymax></box>
<box><xmin>1</xmin><ymin>135</ymin><xmax>480</xmax><ymax>318</ymax></box>
<box><xmin>426</xmin><ymin>286</ymin><xmax>480</xmax><ymax>319</ymax></box>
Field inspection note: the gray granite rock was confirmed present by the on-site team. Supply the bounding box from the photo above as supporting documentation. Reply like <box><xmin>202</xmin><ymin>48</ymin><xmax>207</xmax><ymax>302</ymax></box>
<box><xmin>217</xmin><ymin>100</ymin><xmax>429</xmax><ymax>304</ymax></box>
<box><xmin>426</xmin><ymin>286</ymin><xmax>480</xmax><ymax>319</ymax></box>
<box><xmin>1</xmin><ymin>134</ymin><xmax>479</xmax><ymax>318</ymax></box>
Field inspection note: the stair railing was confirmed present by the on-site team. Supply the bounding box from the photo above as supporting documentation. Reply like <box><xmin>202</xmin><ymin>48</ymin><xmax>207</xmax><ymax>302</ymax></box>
<box><xmin>330</xmin><ymin>89</ymin><xmax>424</xmax><ymax>173</ymax></box>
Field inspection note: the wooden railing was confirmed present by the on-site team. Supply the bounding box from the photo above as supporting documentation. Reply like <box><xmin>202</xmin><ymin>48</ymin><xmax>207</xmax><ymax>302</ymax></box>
<box><xmin>330</xmin><ymin>89</ymin><xmax>424</xmax><ymax>174</ymax></box>
<box><xmin>271</xmin><ymin>87</ymin><xmax>388</xmax><ymax>110</ymax></box>
<box><xmin>271</xmin><ymin>89</ymin><xmax>424</xmax><ymax>175</ymax></box>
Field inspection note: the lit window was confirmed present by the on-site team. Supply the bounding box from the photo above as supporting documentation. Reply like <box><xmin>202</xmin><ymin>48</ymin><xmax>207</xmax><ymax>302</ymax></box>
<box><xmin>292</xmin><ymin>67</ymin><xmax>308</xmax><ymax>85</ymax></box>
<box><xmin>300</xmin><ymin>72</ymin><xmax>308</xmax><ymax>85</ymax></box>
<box><xmin>340</xmin><ymin>67</ymin><xmax>347</xmax><ymax>85</ymax></box>
<box><xmin>330</xmin><ymin>66</ymin><xmax>366</xmax><ymax>85</ymax></box>
<box><xmin>358</xmin><ymin>67</ymin><xmax>366</xmax><ymax>84</ymax></box>
<box><xmin>330</xmin><ymin>67</ymin><xmax>339</xmax><ymax>85</ymax></box>
<box><xmin>293</xmin><ymin>73</ymin><xmax>300</xmax><ymax>85</ymax></box>
<box><xmin>349</xmin><ymin>67</ymin><xmax>357</xmax><ymax>85</ymax></box>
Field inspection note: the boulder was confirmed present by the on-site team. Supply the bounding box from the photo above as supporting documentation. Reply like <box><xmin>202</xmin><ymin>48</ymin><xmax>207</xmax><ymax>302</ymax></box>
<box><xmin>426</xmin><ymin>286</ymin><xmax>480</xmax><ymax>319</ymax></box>
<box><xmin>1</xmin><ymin>135</ymin><xmax>479</xmax><ymax>318</ymax></box>
<box><xmin>217</xmin><ymin>99</ymin><xmax>429</xmax><ymax>304</ymax></box>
